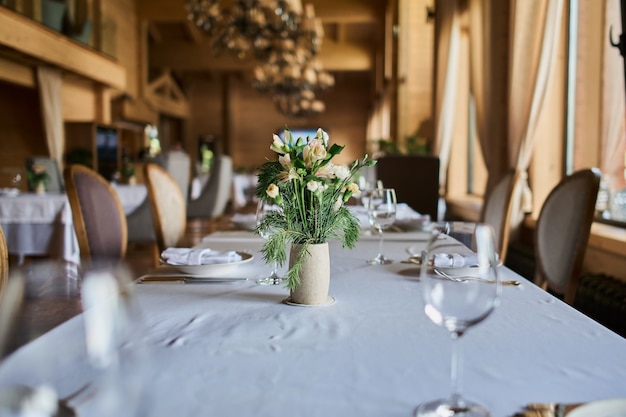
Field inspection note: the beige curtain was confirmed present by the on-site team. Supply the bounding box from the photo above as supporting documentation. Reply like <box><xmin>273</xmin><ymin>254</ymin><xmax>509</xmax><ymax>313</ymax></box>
<box><xmin>601</xmin><ymin>0</ymin><xmax>626</xmax><ymax>190</ymax></box>
<box><xmin>469</xmin><ymin>0</ymin><xmax>510</xmax><ymax>192</ymax></box>
<box><xmin>37</xmin><ymin>66</ymin><xmax>65</xmax><ymax>172</ymax></box>
<box><xmin>508</xmin><ymin>0</ymin><xmax>565</xmax><ymax>214</ymax></box>
<box><xmin>433</xmin><ymin>0</ymin><xmax>461</xmax><ymax>194</ymax></box>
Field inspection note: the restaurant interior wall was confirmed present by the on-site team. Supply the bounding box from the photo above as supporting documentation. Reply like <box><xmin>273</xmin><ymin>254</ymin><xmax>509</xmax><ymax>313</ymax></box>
<box><xmin>187</xmin><ymin>72</ymin><xmax>371</xmax><ymax>172</ymax></box>
<box><xmin>0</xmin><ymin>81</ymin><xmax>48</xmax><ymax>189</ymax></box>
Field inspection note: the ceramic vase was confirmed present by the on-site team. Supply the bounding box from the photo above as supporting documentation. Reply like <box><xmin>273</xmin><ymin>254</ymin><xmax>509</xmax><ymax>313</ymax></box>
<box><xmin>288</xmin><ymin>242</ymin><xmax>330</xmax><ymax>305</ymax></box>
<box><xmin>35</xmin><ymin>182</ymin><xmax>46</xmax><ymax>195</ymax></box>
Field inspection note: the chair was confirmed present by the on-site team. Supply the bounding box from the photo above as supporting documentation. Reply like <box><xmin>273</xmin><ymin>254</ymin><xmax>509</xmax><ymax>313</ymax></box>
<box><xmin>375</xmin><ymin>155</ymin><xmax>440</xmax><ymax>220</ymax></box>
<box><xmin>480</xmin><ymin>170</ymin><xmax>521</xmax><ymax>263</ymax></box>
<box><xmin>0</xmin><ymin>225</ymin><xmax>8</xmax><ymax>299</ymax></box>
<box><xmin>26</xmin><ymin>156</ymin><xmax>64</xmax><ymax>192</ymax></box>
<box><xmin>534</xmin><ymin>168</ymin><xmax>601</xmax><ymax>304</ymax></box>
<box><xmin>158</xmin><ymin>150</ymin><xmax>191</xmax><ymax>203</ymax></box>
<box><xmin>144</xmin><ymin>163</ymin><xmax>187</xmax><ymax>257</ymax></box>
<box><xmin>187</xmin><ymin>155</ymin><xmax>233</xmax><ymax>219</ymax></box>
<box><xmin>64</xmin><ymin>164</ymin><xmax>127</xmax><ymax>261</ymax></box>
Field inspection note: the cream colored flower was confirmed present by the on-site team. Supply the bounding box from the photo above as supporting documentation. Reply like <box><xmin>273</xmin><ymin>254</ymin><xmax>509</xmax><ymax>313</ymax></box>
<box><xmin>270</xmin><ymin>134</ymin><xmax>286</xmax><ymax>154</ymax></box>
<box><xmin>278</xmin><ymin>153</ymin><xmax>291</xmax><ymax>168</ymax></box>
<box><xmin>303</xmin><ymin>139</ymin><xmax>327</xmax><ymax>167</ymax></box>
<box><xmin>347</xmin><ymin>182</ymin><xmax>361</xmax><ymax>196</ymax></box>
<box><xmin>333</xmin><ymin>165</ymin><xmax>350</xmax><ymax>180</ymax></box>
<box><xmin>266</xmin><ymin>183</ymin><xmax>279</xmax><ymax>198</ymax></box>
<box><xmin>314</xmin><ymin>128</ymin><xmax>329</xmax><ymax>147</ymax></box>
<box><xmin>277</xmin><ymin>167</ymin><xmax>299</xmax><ymax>183</ymax></box>
<box><xmin>306</xmin><ymin>180</ymin><xmax>321</xmax><ymax>192</ymax></box>
<box><xmin>315</xmin><ymin>163</ymin><xmax>334</xmax><ymax>179</ymax></box>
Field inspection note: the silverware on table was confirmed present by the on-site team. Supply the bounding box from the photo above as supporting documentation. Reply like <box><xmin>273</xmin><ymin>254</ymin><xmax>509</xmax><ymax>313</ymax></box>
<box><xmin>137</xmin><ymin>276</ymin><xmax>249</xmax><ymax>284</ymax></box>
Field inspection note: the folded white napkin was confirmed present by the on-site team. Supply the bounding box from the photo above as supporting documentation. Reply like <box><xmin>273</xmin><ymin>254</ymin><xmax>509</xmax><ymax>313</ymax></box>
<box><xmin>162</xmin><ymin>248</ymin><xmax>242</xmax><ymax>265</ymax></box>
<box><xmin>433</xmin><ymin>253</ymin><xmax>479</xmax><ymax>268</ymax></box>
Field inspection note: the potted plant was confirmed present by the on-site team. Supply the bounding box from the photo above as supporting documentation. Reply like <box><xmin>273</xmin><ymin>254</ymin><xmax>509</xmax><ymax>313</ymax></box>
<box><xmin>255</xmin><ymin>128</ymin><xmax>375</xmax><ymax>305</ymax></box>
<box><xmin>26</xmin><ymin>163</ymin><xmax>50</xmax><ymax>194</ymax></box>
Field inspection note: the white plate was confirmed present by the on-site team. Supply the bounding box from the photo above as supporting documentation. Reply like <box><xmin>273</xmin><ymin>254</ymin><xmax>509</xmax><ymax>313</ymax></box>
<box><xmin>0</xmin><ymin>188</ymin><xmax>19</xmax><ymax>197</ymax></box>
<box><xmin>436</xmin><ymin>260</ymin><xmax>503</xmax><ymax>277</ymax></box>
<box><xmin>165</xmin><ymin>252</ymin><xmax>253</xmax><ymax>276</ymax></box>
<box><xmin>569</xmin><ymin>399</ymin><xmax>626</xmax><ymax>417</ymax></box>
<box><xmin>232</xmin><ymin>220</ymin><xmax>257</xmax><ymax>231</ymax></box>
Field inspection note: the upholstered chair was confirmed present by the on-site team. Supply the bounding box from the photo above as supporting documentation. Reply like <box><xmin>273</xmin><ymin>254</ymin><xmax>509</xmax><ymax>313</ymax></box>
<box><xmin>143</xmin><ymin>164</ymin><xmax>187</xmax><ymax>263</ymax></box>
<box><xmin>64</xmin><ymin>164</ymin><xmax>127</xmax><ymax>261</ymax></box>
<box><xmin>187</xmin><ymin>155</ymin><xmax>233</xmax><ymax>219</ymax></box>
<box><xmin>481</xmin><ymin>170</ymin><xmax>521</xmax><ymax>263</ymax></box>
<box><xmin>534</xmin><ymin>168</ymin><xmax>601</xmax><ymax>304</ymax></box>
<box><xmin>0</xmin><ymin>225</ymin><xmax>8</xmax><ymax>299</ymax></box>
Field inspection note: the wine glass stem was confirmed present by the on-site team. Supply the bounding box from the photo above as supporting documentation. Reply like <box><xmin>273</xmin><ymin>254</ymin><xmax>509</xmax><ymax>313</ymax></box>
<box><xmin>450</xmin><ymin>333</ymin><xmax>463</xmax><ymax>400</ymax></box>
<box><xmin>377</xmin><ymin>228</ymin><xmax>384</xmax><ymax>258</ymax></box>
<box><xmin>270</xmin><ymin>260</ymin><xmax>279</xmax><ymax>277</ymax></box>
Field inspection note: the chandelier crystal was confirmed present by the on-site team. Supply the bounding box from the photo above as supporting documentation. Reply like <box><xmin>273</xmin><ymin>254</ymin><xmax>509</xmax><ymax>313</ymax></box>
<box><xmin>185</xmin><ymin>0</ymin><xmax>333</xmax><ymax>117</ymax></box>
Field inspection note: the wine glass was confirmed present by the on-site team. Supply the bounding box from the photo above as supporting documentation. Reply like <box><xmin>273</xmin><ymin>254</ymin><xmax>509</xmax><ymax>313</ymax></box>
<box><xmin>416</xmin><ymin>222</ymin><xmax>500</xmax><ymax>417</ymax></box>
<box><xmin>367</xmin><ymin>188</ymin><xmax>397</xmax><ymax>264</ymax></box>
<box><xmin>0</xmin><ymin>260</ymin><xmax>147</xmax><ymax>417</ymax></box>
<box><xmin>255</xmin><ymin>200</ymin><xmax>286</xmax><ymax>286</ymax></box>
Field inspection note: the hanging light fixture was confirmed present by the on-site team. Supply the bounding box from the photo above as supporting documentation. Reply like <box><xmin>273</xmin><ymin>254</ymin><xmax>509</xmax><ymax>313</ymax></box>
<box><xmin>185</xmin><ymin>0</ymin><xmax>333</xmax><ymax>116</ymax></box>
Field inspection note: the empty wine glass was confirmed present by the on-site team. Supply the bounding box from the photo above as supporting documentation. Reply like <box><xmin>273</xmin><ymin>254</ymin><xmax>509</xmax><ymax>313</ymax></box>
<box><xmin>367</xmin><ymin>188</ymin><xmax>397</xmax><ymax>264</ymax></box>
<box><xmin>415</xmin><ymin>222</ymin><xmax>500</xmax><ymax>417</ymax></box>
<box><xmin>0</xmin><ymin>260</ymin><xmax>147</xmax><ymax>417</ymax></box>
<box><xmin>255</xmin><ymin>200</ymin><xmax>286</xmax><ymax>286</ymax></box>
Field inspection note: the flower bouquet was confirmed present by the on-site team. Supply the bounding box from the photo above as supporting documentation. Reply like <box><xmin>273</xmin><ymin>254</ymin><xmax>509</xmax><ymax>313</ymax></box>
<box><xmin>26</xmin><ymin>163</ymin><xmax>50</xmax><ymax>191</ymax></box>
<box><xmin>255</xmin><ymin>128</ymin><xmax>375</xmax><ymax>292</ymax></box>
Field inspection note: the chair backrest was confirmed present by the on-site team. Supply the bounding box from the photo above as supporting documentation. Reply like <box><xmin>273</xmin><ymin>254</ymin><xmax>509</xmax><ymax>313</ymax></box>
<box><xmin>64</xmin><ymin>164</ymin><xmax>127</xmax><ymax>261</ymax></box>
<box><xmin>187</xmin><ymin>155</ymin><xmax>233</xmax><ymax>219</ymax></box>
<box><xmin>26</xmin><ymin>156</ymin><xmax>64</xmax><ymax>192</ymax></box>
<box><xmin>375</xmin><ymin>155</ymin><xmax>440</xmax><ymax>220</ymax></box>
<box><xmin>534</xmin><ymin>168</ymin><xmax>601</xmax><ymax>304</ymax></box>
<box><xmin>481</xmin><ymin>170</ymin><xmax>521</xmax><ymax>263</ymax></box>
<box><xmin>0</xmin><ymin>225</ymin><xmax>8</xmax><ymax>299</ymax></box>
<box><xmin>144</xmin><ymin>163</ymin><xmax>187</xmax><ymax>254</ymax></box>
<box><xmin>159</xmin><ymin>150</ymin><xmax>191</xmax><ymax>203</ymax></box>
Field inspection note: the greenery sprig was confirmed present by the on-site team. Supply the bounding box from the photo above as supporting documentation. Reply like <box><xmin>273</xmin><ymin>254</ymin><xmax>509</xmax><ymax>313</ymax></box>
<box><xmin>255</xmin><ymin>127</ymin><xmax>376</xmax><ymax>290</ymax></box>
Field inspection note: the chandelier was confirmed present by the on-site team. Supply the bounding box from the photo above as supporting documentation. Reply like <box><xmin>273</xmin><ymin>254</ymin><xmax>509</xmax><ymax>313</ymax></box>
<box><xmin>186</xmin><ymin>0</ymin><xmax>333</xmax><ymax>117</ymax></box>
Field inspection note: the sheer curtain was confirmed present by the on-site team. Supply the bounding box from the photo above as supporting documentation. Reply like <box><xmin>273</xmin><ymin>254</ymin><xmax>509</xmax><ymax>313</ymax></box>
<box><xmin>507</xmin><ymin>0</ymin><xmax>564</xmax><ymax>215</ymax></box>
<box><xmin>433</xmin><ymin>0</ymin><xmax>461</xmax><ymax>194</ymax></box>
<box><xmin>601</xmin><ymin>0</ymin><xmax>626</xmax><ymax>192</ymax></box>
<box><xmin>469</xmin><ymin>0</ymin><xmax>510</xmax><ymax>192</ymax></box>
<box><xmin>37</xmin><ymin>66</ymin><xmax>65</xmax><ymax>172</ymax></box>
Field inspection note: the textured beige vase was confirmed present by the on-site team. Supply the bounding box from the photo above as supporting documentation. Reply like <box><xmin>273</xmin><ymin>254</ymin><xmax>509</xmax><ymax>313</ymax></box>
<box><xmin>35</xmin><ymin>182</ymin><xmax>46</xmax><ymax>194</ymax></box>
<box><xmin>288</xmin><ymin>242</ymin><xmax>330</xmax><ymax>305</ymax></box>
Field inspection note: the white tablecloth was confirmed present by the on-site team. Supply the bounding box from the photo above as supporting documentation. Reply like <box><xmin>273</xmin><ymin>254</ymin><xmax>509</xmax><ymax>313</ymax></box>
<box><xmin>0</xmin><ymin>187</ymin><xmax>148</xmax><ymax>263</ymax></box>
<box><xmin>0</xmin><ymin>192</ymin><xmax>78</xmax><ymax>263</ymax></box>
<box><xmin>1</xmin><ymin>232</ymin><xmax>626</xmax><ymax>417</ymax></box>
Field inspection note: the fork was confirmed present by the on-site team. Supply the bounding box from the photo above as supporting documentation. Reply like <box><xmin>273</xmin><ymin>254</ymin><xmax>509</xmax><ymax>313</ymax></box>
<box><xmin>433</xmin><ymin>267</ymin><xmax>521</xmax><ymax>286</ymax></box>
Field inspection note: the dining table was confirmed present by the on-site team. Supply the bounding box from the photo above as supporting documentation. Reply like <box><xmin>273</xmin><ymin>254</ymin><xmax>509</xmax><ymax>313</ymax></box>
<box><xmin>0</xmin><ymin>186</ymin><xmax>146</xmax><ymax>264</ymax></box>
<box><xmin>1</xmin><ymin>228</ymin><xmax>626</xmax><ymax>417</ymax></box>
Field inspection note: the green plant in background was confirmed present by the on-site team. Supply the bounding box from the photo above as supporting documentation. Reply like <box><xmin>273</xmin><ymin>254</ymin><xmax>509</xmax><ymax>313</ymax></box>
<box><xmin>255</xmin><ymin>127</ymin><xmax>376</xmax><ymax>290</ymax></box>
<box><xmin>26</xmin><ymin>163</ymin><xmax>50</xmax><ymax>189</ymax></box>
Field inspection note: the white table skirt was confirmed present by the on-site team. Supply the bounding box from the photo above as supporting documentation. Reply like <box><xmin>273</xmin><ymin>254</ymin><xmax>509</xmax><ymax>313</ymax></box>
<box><xmin>1</xmin><ymin>233</ymin><xmax>625</xmax><ymax>417</ymax></box>
<box><xmin>0</xmin><ymin>188</ymin><xmax>148</xmax><ymax>263</ymax></box>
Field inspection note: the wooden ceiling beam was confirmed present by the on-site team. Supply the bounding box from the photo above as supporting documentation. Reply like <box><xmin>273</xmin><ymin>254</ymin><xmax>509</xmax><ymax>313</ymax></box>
<box><xmin>184</xmin><ymin>20</ymin><xmax>204</xmax><ymax>44</ymax></box>
<box><xmin>149</xmin><ymin>40</ymin><xmax>372</xmax><ymax>71</ymax></box>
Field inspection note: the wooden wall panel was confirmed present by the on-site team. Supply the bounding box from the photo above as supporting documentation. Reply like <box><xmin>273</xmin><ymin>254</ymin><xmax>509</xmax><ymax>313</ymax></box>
<box><xmin>62</xmin><ymin>76</ymin><xmax>97</xmax><ymax>121</ymax></box>
<box><xmin>188</xmin><ymin>73</ymin><xmax>371</xmax><ymax>173</ymax></box>
<box><xmin>0</xmin><ymin>81</ymin><xmax>47</xmax><ymax>189</ymax></box>
<box><xmin>101</xmin><ymin>0</ymin><xmax>138</xmax><ymax>97</ymax></box>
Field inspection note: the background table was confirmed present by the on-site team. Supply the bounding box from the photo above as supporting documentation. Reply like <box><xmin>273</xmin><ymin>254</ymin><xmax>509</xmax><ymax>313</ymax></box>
<box><xmin>0</xmin><ymin>187</ymin><xmax>147</xmax><ymax>264</ymax></box>
<box><xmin>1</xmin><ymin>232</ymin><xmax>625</xmax><ymax>417</ymax></box>
<box><xmin>0</xmin><ymin>192</ymin><xmax>78</xmax><ymax>263</ymax></box>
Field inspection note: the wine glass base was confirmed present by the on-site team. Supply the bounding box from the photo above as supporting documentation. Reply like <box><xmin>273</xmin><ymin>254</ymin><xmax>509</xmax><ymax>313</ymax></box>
<box><xmin>415</xmin><ymin>398</ymin><xmax>490</xmax><ymax>417</ymax></box>
<box><xmin>257</xmin><ymin>275</ymin><xmax>286</xmax><ymax>285</ymax></box>
<box><xmin>367</xmin><ymin>256</ymin><xmax>393</xmax><ymax>265</ymax></box>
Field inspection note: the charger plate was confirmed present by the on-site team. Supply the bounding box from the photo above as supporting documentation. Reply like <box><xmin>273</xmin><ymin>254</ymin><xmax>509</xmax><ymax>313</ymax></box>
<box><xmin>568</xmin><ymin>398</ymin><xmax>626</xmax><ymax>417</ymax></box>
<box><xmin>164</xmin><ymin>252</ymin><xmax>253</xmax><ymax>276</ymax></box>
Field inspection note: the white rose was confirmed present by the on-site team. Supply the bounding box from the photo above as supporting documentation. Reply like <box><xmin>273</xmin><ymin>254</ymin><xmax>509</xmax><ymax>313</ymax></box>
<box><xmin>307</xmin><ymin>180</ymin><xmax>320</xmax><ymax>192</ymax></box>
<box><xmin>266</xmin><ymin>184</ymin><xmax>279</xmax><ymax>198</ymax></box>
<box><xmin>333</xmin><ymin>165</ymin><xmax>350</xmax><ymax>180</ymax></box>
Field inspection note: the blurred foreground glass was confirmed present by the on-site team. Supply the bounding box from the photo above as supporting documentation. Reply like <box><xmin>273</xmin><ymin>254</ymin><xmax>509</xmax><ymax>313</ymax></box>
<box><xmin>0</xmin><ymin>260</ymin><xmax>147</xmax><ymax>417</ymax></box>
<box><xmin>416</xmin><ymin>222</ymin><xmax>501</xmax><ymax>417</ymax></box>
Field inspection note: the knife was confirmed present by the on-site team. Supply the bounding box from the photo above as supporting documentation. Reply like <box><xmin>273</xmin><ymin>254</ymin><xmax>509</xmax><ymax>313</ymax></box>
<box><xmin>137</xmin><ymin>276</ymin><xmax>248</xmax><ymax>284</ymax></box>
